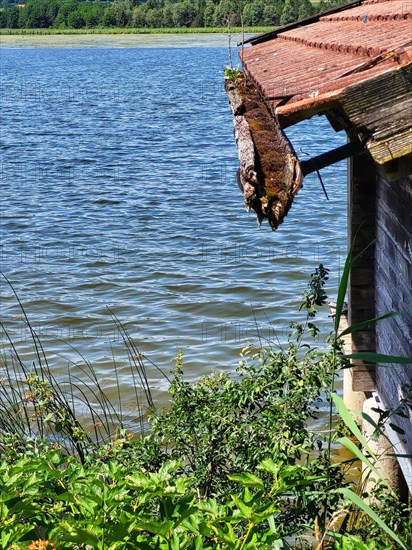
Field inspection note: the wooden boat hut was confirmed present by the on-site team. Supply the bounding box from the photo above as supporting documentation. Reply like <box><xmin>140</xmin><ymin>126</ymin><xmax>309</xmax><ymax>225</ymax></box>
<box><xmin>225</xmin><ymin>0</ymin><xmax>412</xmax><ymax>492</ymax></box>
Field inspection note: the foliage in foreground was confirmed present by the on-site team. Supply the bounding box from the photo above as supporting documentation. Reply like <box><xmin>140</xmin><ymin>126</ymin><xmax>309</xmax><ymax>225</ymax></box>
<box><xmin>0</xmin><ymin>265</ymin><xmax>411</xmax><ymax>549</ymax></box>
<box><xmin>1</xmin><ymin>451</ymin><xmax>323</xmax><ymax>549</ymax></box>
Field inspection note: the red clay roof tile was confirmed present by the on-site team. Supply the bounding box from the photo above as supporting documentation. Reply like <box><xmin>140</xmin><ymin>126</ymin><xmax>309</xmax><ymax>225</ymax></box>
<box><xmin>240</xmin><ymin>0</ymin><xmax>412</xmax><ymax>123</ymax></box>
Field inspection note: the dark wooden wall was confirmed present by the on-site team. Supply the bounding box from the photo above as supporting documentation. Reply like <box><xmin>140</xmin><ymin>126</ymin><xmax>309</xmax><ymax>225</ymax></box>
<box><xmin>348</xmin><ymin>151</ymin><xmax>377</xmax><ymax>391</ymax></box>
<box><xmin>375</xmin><ymin>173</ymin><xmax>412</xmax><ymax>450</ymax></box>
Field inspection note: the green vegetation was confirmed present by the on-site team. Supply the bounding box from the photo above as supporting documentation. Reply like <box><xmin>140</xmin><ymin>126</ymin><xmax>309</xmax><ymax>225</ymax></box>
<box><xmin>0</xmin><ymin>25</ymin><xmax>272</xmax><ymax>34</ymax></box>
<box><xmin>0</xmin><ymin>0</ymin><xmax>346</xmax><ymax>31</ymax></box>
<box><xmin>1</xmin><ymin>258</ymin><xmax>411</xmax><ymax>549</ymax></box>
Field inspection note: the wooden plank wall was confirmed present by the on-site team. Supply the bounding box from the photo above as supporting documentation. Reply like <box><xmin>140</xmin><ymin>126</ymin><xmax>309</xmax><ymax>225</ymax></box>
<box><xmin>348</xmin><ymin>151</ymin><xmax>377</xmax><ymax>391</ymax></box>
<box><xmin>340</xmin><ymin>63</ymin><xmax>412</xmax><ymax>166</ymax></box>
<box><xmin>375</xmin><ymin>174</ymin><xmax>412</xmax><ymax>452</ymax></box>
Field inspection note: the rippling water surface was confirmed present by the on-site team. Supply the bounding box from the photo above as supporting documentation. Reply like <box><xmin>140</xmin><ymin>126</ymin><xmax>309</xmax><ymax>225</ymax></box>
<box><xmin>1</xmin><ymin>35</ymin><xmax>347</xmax><ymax>418</ymax></box>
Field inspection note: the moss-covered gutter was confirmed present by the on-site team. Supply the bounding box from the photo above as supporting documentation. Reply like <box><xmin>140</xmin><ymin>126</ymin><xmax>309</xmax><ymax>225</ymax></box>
<box><xmin>225</xmin><ymin>74</ymin><xmax>302</xmax><ymax>230</ymax></box>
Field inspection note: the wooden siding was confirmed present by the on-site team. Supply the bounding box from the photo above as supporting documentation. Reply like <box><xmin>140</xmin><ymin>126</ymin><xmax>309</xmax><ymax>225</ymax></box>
<box><xmin>340</xmin><ymin>63</ymin><xmax>412</xmax><ymax>166</ymax></box>
<box><xmin>348</xmin><ymin>151</ymin><xmax>376</xmax><ymax>391</ymax></box>
<box><xmin>375</xmin><ymin>174</ymin><xmax>412</xmax><ymax>453</ymax></box>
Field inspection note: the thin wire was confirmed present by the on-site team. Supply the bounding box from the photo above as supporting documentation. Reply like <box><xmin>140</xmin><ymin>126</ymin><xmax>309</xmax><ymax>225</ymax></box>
<box><xmin>300</xmin><ymin>148</ymin><xmax>329</xmax><ymax>200</ymax></box>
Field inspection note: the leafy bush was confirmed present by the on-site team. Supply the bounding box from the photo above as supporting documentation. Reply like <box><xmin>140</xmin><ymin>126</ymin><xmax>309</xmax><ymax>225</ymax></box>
<box><xmin>145</xmin><ymin>335</ymin><xmax>334</xmax><ymax>499</ymax></box>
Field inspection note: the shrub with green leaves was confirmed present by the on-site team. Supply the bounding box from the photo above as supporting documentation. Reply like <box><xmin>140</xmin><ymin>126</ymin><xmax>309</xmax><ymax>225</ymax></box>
<box><xmin>144</xmin><ymin>337</ymin><xmax>335</xmax><ymax>500</ymax></box>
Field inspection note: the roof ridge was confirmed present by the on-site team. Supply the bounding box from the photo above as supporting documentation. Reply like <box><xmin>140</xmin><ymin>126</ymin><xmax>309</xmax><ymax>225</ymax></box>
<box><xmin>320</xmin><ymin>13</ymin><xmax>412</xmax><ymax>21</ymax></box>
<box><xmin>277</xmin><ymin>33</ymin><xmax>386</xmax><ymax>57</ymax></box>
<box><xmin>362</xmin><ymin>0</ymin><xmax>399</xmax><ymax>4</ymax></box>
<box><xmin>240</xmin><ymin>0</ymin><xmax>364</xmax><ymax>46</ymax></box>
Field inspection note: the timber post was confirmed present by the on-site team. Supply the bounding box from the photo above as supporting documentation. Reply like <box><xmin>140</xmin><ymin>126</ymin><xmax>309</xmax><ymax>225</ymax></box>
<box><xmin>345</xmin><ymin>148</ymin><xmax>376</xmax><ymax>409</ymax></box>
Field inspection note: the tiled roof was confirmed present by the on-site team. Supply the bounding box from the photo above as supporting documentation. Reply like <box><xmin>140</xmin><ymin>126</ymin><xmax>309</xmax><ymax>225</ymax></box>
<box><xmin>227</xmin><ymin>0</ymin><xmax>411</xmax><ymax>229</ymax></box>
<box><xmin>241</xmin><ymin>0</ymin><xmax>412</xmax><ymax>127</ymax></box>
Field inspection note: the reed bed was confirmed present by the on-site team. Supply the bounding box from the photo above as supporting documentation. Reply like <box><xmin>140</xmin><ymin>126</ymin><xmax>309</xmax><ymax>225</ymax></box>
<box><xmin>0</xmin><ymin>26</ymin><xmax>272</xmax><ymax>35</ymax></box>
<box><xmin>0</xmin><ymin>279</ymin><xmax>160</xmax><ymax>463</ymax></box>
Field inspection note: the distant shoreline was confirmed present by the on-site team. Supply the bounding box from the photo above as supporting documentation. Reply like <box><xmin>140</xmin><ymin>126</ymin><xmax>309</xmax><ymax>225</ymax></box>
<box><xmin>0</xmin><ymin>26</ymin><xmax>272</xmax><ymax>36</ymax></box>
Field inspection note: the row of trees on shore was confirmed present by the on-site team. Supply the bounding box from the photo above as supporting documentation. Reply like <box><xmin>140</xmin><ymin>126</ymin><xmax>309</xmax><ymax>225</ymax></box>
<box><xmin>0</xmin><ymin>0</ymin><xmax>344</xmax><ymax>29</ymax></box>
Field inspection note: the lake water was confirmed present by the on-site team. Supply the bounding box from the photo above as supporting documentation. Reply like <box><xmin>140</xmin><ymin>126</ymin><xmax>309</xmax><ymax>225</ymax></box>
<box><xmin>0</xmin><ymin>35</ymin><xmax>347</xmax><ymax>424</ymax></box>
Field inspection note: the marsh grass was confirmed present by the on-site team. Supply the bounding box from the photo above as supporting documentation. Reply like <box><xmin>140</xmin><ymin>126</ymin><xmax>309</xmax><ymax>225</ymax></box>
<box><xmin>0</xmin><ymin>26</ymin><xmax>272</xmax><ymax>36</ymax></box>
<box><xmin>0</xmin><ymin>279</ymin><xmax>157</xmax><ymax>463</ymax></box>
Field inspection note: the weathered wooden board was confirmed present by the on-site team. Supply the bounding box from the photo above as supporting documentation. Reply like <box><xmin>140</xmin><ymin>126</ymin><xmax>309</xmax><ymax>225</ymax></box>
<box><xmin>348</xmin><ymin>153</ymin><xmax>377</xmax><ymax>391</ymax></box>
<box><xmin>375</xmin><ymin>174</ymin><xmax>412</xmax><ymax>343</ymax></box>
<box><xmin>375</xmin><ymin>294</ymin><xmax>412</xmax><ymax>359</ymax></box>
<box><xmin>376</xmin><ymin>363</ymin><xmax>412</xmax><ymax>461</ymax></box>
<box><xmin>340</xmin><ymin>63</ymin><xmax>412</xmax><ymax>164</ymax></box>
<box><xmin>370</xmin><ymin>128</ymin><xmax>412</xmax><ymax>165</ymax></box>
<box><xmin>375</xmin><ymin>173</ymin><xmax>412</xmax><ymax>456</ymax></box>
<box><xmin>376</xmin><ymin>224</ymin><xmax>412</xmax><ymax>286</ymax></box>
<box><xmin>225</xmin><ymin>75</ymin><xmax>303</xmax><ymax>230</ymax></box>
<box><xmin>377</xmin><ymin>176</ymin><xmax>412</xmax><ymax>238</ymax></box>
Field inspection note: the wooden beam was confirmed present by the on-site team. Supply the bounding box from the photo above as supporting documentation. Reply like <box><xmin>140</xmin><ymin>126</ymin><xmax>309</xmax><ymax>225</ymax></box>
<box><xmin>348</xmin><ymin>149</ymin><xmax>377</xmax><ymax>391</ymax></box>
<box><xmin>273</xmin><ymin>90</ymin><xmax>343</xmax><ymax>128</ymax></box>
<box><xmin>340</xmin><ymin>62</ymin><xmax>412</xmax><ymax>165</ymax></box>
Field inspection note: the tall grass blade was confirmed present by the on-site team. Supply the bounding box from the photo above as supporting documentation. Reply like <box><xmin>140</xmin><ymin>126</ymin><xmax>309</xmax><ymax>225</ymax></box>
<box><xmin>337</xmin><ymin>436</ymin><xmax>383</xmax><ymax>481</ymax></box>
<box><xmin>331</xmin><ymin>393</ymin><xmax>378</xmax><ymax>461</ymax></box>
<box><xmin>111</xmin><ymin>344</ymin><xmax>123</xmax><ymax>427</ymax></box>
<box><xmin>339</xmin><ymin>311</ymin><xmax>399</xmax><ymax>338</ymax></box>
<box><xmin>344</xmin><ymin>352</ymin><xmax>412</xmax><ymax>364</ymax></box>
<box><xmin>334</xmin><ymin>239</ymin><xmax>375</xmax><ymax>333</ymax></box>
<box><xmin>339</xmin><ymin>488</ymin><xmax>408</xmax><ymax>550</ymax></box>
<box><xmin>334</xmin><ymin>245</ymin><xmax>352</xmax><ymax>332</ymax></box>
<box><xmin>0</xmin><ymin>285</ymin><xmax>160</xmax><ymax>456</ymax></box>
<box><xmin>57</xmin><ymin>343</ymin><xmax>124</xmax><ymax>431</ymax></box>
<box><xmin>108</xmin><ymin>309</ymin><xmax>154</xmax><ymax>411</ymax></box>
